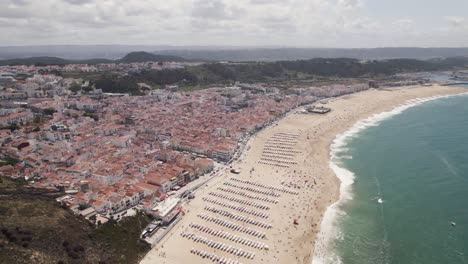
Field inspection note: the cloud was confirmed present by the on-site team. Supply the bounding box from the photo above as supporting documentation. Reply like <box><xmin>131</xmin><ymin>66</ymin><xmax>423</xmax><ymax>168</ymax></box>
<box><xmin>447</xmin><ymin>16</ymin><xmax>465</xmax><ymax>28</ymax></box>
<box><xmin>249</xmin><ymin>0</ymin><xmax>288</xmax><ymax>5</ymax></box>
<box><xmin>63</xmin><ymin>0</ymin><xmax>94</xmax><ymax>5</ymax></box>
<box><xmin>0</xmin><ymin>0</ymin><xmax>467</xmax><ymax>47</ymax></box>
<box><xmin>9</xmin><ymin>0</ymin><xmax>29</xmax><ymax>6</ymax></box>
<box><xmin>259</xmin><ymin>15</ymin><xmax>295</xmax><ymax>32</ymax></box>
<box><xmin>392</xmin><ymin>18</ymin><xmax>413</xmax><ymax>32</ymax></box>
<box><xmin>338</xmin><ymin>0</ymin><xmax>363</xmax><ymax>10</ymax></box>
<box><xmin>192</xmin><ymin>0</ymin><xmax>244</xmax><ymax>20</ymax></box>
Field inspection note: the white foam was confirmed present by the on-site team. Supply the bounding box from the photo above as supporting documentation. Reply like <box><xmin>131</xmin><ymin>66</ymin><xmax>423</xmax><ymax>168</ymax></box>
<box><xmin>311</xmin><ymin>92</ymin><xmax>468</xmax><ymax>264</ymax></box>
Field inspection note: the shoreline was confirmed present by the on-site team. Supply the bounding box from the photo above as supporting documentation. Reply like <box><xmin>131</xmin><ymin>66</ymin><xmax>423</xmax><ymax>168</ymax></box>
<box><xmin>140</xmin><ymin>85</ymin><xmax>467</xmax><ymax>264</ymax></box>
<box><xmin>312</xmin><ymin>89</ymin><xmax>468</xmax><ymax>264</ymax></box>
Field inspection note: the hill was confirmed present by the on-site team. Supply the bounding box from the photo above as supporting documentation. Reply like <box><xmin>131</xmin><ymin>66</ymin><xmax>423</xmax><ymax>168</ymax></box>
<box><xmin>154</xmin><ymin>47</ymin><xmax>468</xmax><ymax>62</ymax></box>
<box><xmin>0</xmin><ymin>56</ymin><xmax>114</xmax><ymax>66</ymax></box>
<box><xmin>0</xmin><ymin>177</ymin><xmax>151</xmax><ymax>264</ymax></box>
<box><xmin>0</xmin><ymin>56</ymin><xmax>70</xmax><ymax>66</ymax></box>
<box><xmin>0</xmin><ymin>52</ymin><xmax>186</xmax><ymax>66</ymax></box>
<box><xmin>3</xmin><ymin>45</ymin><xmax>468</xmax><ymax>62</ymax></box>
<box><xmin>92</xmin><ymin>57</ymin><xmax>468</xmax><ymax>94</ymax></box>
<box><xmin>119</xmin><ymin>51</ymin><xmax>184</xmax><ymax>63</ymax></box>
<box><xmin>0</xmin><ymin>45</ymin><xmax>178</xmax><ymax>60</ymax></box>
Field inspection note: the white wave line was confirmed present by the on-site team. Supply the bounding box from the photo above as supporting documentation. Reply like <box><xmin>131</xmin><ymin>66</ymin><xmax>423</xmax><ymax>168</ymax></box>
<box><xmin>312</xmin><ymin>92</ymin><xmax>468</xmax><ymax>264</ymax></box>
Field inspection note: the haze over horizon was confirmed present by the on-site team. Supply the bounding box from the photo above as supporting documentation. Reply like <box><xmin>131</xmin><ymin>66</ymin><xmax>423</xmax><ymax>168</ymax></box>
<box><xmin>2</xmin><ymin>0</ymin><xmax>468</xmax><ymax>48</ymax></box>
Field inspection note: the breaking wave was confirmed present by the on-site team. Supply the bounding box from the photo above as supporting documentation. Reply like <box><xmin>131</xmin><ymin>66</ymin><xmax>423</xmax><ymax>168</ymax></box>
<box><xmin>311</xmin><ymin>92</ymin><xmax>468</xmax><ymax>264</ymax></box>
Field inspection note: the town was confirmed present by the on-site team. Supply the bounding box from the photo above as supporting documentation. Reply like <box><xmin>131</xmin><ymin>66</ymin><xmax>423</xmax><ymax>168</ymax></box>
<box><xmin>0</xmin><ymin>61</ymin><xmax>383</xmax><ymax>225</ymax></box>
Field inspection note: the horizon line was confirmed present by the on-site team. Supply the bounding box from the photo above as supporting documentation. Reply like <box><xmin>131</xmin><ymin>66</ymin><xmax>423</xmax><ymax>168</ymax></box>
<box><xmin>2</xmin><ymin>45</ymin><xmax>468</xmax><ymax>49</ymax></box>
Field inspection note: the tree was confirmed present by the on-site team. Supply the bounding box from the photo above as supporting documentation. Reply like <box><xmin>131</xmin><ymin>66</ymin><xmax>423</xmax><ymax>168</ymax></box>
<box><xmin>0</xmin><ymin>155</ymin><xmax>19</xmax><ymax>167</ymax></box>
<box><xmin>9</xmin><ymin>122</ymin><xmax>19</xmax><ymax>132</ymax></box>
<box><xmin>43</xmin><ymin>108</ymin><xmax>57</xmax><ymax>116</ymax></box>
<box><xmin>33</xmin><ymin>115</ymin><xmax>42</xmax><ymax>124</ymax></box>
<box><xmin>83</xmin><ymin>112</ymin><xmax>98</xmax><ymax>121</ymax></box>
<box><xmin>82</xmin><ymin>86</ymin><xmax>93</xmax><ymax>93</ymax></box>
<box><xmin>69</xmin><ymin>82</ymin><xmax>81</xmax><ymax>93</ymax></box>
<box><xmin>78</xmin><ymin>203</ymin><xmax>90</xmax><ymax>211</ymax></box>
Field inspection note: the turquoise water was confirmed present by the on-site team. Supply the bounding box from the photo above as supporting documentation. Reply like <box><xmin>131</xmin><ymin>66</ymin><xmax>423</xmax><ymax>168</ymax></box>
<box><xmin>330</xmin><ymin>94</ymin><xmax>468</xmax><ymax>264</ymax></box>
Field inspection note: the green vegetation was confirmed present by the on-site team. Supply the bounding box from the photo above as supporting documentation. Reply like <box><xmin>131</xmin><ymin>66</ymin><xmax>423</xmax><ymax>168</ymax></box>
<box><xmin>69</xmin><ymin>82</ymin><xmax>82</xmax><ymax>93</ymax></box>
<box><xmin>143</xmin><ymin>57</ymin><xmax>467</xmax><ymax>85</ymax></box>
<box><xmin>0</xmin><ymin>156</ymin><xmax>19</xmax><ymax>167</ymax></box>
<box><xmin>83</xmin><ymin>112</ymin><xmax>99</xmax><ymax>121</ymax></box>
<box><xmin>92</xmin><ymin>212</ymin><xmax>151</xmax><ymax>263</ymax></box>
<box><xmin>8</xmin><ymin>122</ymin><xmax>19</xmax><ymax>132</ymax></box>
<box><xmin>119</xmin><ymin>51</ymin><xmax>184</xmax><ymax>63</ymax></box>
<box><xmin>0</xmin><ymin>56</ymin><xmax>113</xmax><ymax>66</ymax></box>
<box><xmin>0</xmin><ymin>177</ymin><xmax>151</xmax><ymax>264</ymax></box>
<box><xmin>43</xmin><ymin>108</ymin><xmax>57</xmax><ymax>116</ymax></box>
<box><xmin>276</xmin><ymin>58</ymin><xmax>442</xmax><ymax>77</ymax></box>
<box><xmin>78</xmin><ymin>203</ymin><xmax>90</xmax><ymax>211</ymax></box>
<box><xmin>52</xmin><ymin>56</ymin><xmax>468</xmax><ymax>95</ymax></box>
<box><xmin>179</xmin><ymin>85</ymin><xmax>210</xmax><ymax>91</ymax></box>
<box><xmin>94</xmin><ymin>74</ymin><xmax>142</xmax><ymax>95</ymax></box>
<box><xmin>135</xmin><ymin>68</ymin><xmax>198</xmax><ymax>86</ymax></box>
<box><xmin>62</xmin><ymin>71</ymin><xmax>105</xmax><ymax>81</ymax></box>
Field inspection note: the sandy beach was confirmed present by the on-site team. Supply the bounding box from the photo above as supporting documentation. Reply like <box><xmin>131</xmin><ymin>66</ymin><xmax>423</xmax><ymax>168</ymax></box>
<box><xmin>140</xmin><ymin>85</ymin><xmax>467</xmax><ymax>264</ymax></box>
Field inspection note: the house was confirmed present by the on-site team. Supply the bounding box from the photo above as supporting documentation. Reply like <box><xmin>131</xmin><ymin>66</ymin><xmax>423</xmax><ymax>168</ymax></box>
<box><xmin>135</xmin><ymin>182</ymin><xmax>159</xmax><ymax>197</ymax></box>
<box><xmin>79</xmin><ymin>207</ymin><xmax>97</xmax><ymax>220</ymax></box>
<box><xmin>0</xmin><ymin>111</ymin><xmax>34</xmax><ymax>126</ymax></box>
<box><xmin>194</xmin><ymin>158</ymin><xmax>214</xmax><ymax>174</ymax></box>
<box><xmin>111</xmin><ymin>135</ymin><xmax>133</xmax><ymax>148</ymax></box>
<box><xmin>145</xmin><ymin>173</ymin><xmax>172</xmax><ymax>193</ymax></box>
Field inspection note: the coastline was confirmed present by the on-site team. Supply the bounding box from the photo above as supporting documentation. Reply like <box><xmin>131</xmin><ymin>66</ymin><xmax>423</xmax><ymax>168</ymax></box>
<box><xmin>140</xmin><ymin>85</ymin><xmax>467</xmax><ymax>264</ymax></box>
<box><xmin>312</xmin><ymin>87</ymin><xmax>468</xmax><ymax>264</ymax></box>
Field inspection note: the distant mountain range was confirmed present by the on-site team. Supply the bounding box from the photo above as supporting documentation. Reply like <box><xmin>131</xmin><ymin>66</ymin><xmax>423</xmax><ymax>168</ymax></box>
<box><xmin>154</xmin><ymin>47</ymin><xmax>468</xmax><ymax>61</ymax></box>
<box><xmin>0</xmin><ymin>45</ymin><xmax>251</xmax><ymax>60</ymax></box>
<box><xmin>1</xmin><ymin>45</ymin><xmax>468</xmax><ymax>62</ymax></box>
<box><xmin>0</xmin><ymin>52</ymin><xmax>185</xmax><ymax>66</ymax></box>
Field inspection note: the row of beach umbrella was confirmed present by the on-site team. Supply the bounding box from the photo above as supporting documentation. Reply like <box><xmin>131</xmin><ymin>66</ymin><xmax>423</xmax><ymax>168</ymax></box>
<box><xmin>261</xmin><ymin>154</ymin><xmax>295</xmax><ymax>160</ymax></box>
<box><xmin>197</xmin><ymin>214</ymin><xmax>266</xmax><ymax>238</ymax></box>
<box><xmin>265</xmin><ymin>141</ymin><xmax>297</xmax><ymax>146</ymax></box>
<box><xmin>217</xmin><ymin>187</ymin><xmax>279</xmax><ymax>204</ymax></box>
<box><xmin>260</xmin><ymin>157</ymin><xmax>297</xmax><ymax>165</ymax></box>
<box><xmin>223</xmin><ymin>182</ymin><xmax>280</xmax><ymax>197</ymax></box>
<box><xmin>209</xmin><ymin>192</ymin><xmax>270</xmax><ymax>210</ymax></box>
<box><xmin>258</xmin><ymin>160</ymin><xmax>290</xmax><ymax>168</ymax></box>
<box><xmin>262</xmin><ymin>147</ymin><xmax>301</xmax><ymax>154</ymax></box>
<box><xmin>230</xmin><ymin>178</ymin><xmax>299</xmax><ymax>195</ymax></box>
<box><xmin>202</xmin><ymin>197</ymin><xmax>269</xmax><ymax>218</ymax></box>
<box><xmin>263</xmin><ymin>145</ymin><xmax>295</xmax><ymax>150</ymax></box>
<box><xmin>182</xmin><ymin>232</ymin><xmax>255</xmax><ymax>260</ymax></box>
<box><xmin>262</xmin><ymin>151</ymin><xmax>297</xmax><ymax>157</ymax></box>
<box><xmin>189</xmin><ymin>223</ymin><xmax>269</xmax><ymax>250</ymax></box>
<box><xmin>268</xmin><ymin>137</ymin><xmax>299</xmax><ymax>142</ymax></box>
<box><xmin>273</xmin><ymin>133</ymin><xmax>300</xmax><ymax>138</ymax></box>
<box><xmin>189</xmin><ymin>248</ymin><xmax>242</xmax><ymax>264</ymax></box>
<box><xmin>267</xmin><ymin>141</ymin><xmax>298</xmax><ymax>145</ymax></box>
<box><xmin>204</xmin><ymin>206</ymin><xmax>273</xmax><ymax>229</ymax></box>
<box><xmin>266</xmin><ymin>138</ymin><xmax>297</xmax><ymax>143</ymax></box>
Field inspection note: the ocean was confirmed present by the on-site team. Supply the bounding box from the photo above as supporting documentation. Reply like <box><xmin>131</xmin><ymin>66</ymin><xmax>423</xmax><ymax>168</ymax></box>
<box><xmin>314</xmin><ymin>88</ymin><xmax>468</xmax><ymax>264</ymax></box>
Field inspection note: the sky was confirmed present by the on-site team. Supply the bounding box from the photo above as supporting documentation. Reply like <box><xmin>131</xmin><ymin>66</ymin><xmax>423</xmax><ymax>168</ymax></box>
<box><xmin>1</xmin><ymin>0</ymin><xmax>468</xmax><ymax>47</ymax></box>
